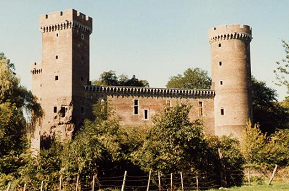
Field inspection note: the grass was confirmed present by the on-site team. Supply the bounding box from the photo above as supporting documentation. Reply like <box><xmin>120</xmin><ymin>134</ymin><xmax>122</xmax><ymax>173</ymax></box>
<box><xmin>207</xmin><ymin>183</ymin><xmax>289</xmax><ymax>191</ymax></box>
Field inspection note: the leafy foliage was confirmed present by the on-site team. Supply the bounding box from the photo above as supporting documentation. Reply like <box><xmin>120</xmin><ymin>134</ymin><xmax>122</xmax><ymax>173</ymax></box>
<box><xmin>242</xmin><ymin>122</ymin><xmax>289</xmax><ymax>169</ymax></box>
<box><xmin>274</xmin><ymin>40</ymin><xmax>289</xmax><ymax>94</ymax></box>
<box><xmin>133</xmin><ymin>104</ymin><xmax>244</xmax><ymax>187</ymax></box>
<box><xmin>0</xmin><ymin>53</ymin><xmax>42</xmax><ymax>190</ymax></box>
<box><xmin>0</xmin><ymin>53</ymin><xmax>42</xmax><ymax>174</ymax></box>
<box><xmin>166</xmin><ymin>67</ymin><xmax>211</xmax><ymax>89</ymax></box>
<box><xmin>251</xmin><ymin>77</ymin><xmax>289</xmax><ymax>134</ymax></box>
<box><xmin>93</xmin><ymin>70</ymin><xmax>149</xmax><ymax>87</ymax></box>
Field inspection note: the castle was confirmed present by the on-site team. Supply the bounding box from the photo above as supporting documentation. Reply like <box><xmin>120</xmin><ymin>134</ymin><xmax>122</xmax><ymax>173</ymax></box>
<box><xmin>31</xmin><ymin>9</ymin><xmax>252</xmax><ymax>149</ymax></box>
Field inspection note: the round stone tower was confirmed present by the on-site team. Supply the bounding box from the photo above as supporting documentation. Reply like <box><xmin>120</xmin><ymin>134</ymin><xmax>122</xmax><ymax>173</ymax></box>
<box><xmin>208</xmin><ymin>24</ymin><xmax>252</xmax><ymax>139</ymax></box>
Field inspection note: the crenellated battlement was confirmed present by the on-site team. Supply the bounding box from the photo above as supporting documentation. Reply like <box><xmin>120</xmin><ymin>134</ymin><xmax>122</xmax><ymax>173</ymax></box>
<box><xmin>84</xmin><ymin>85</ymin><xmax>216</xmax><ymax>98</ymax></box>
<box><xmin>208</xmin><ymin>24</ymin><xmax>252</xmax><ymax>44</ymax></box>
<box><xmin>39</xmin><ymin>9</ymin><xmax>92</xmax><ymax>34</ymax></box>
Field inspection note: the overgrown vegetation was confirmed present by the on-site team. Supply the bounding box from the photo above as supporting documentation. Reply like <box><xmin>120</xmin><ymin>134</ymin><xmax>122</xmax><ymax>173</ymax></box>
<box><xmin>0</xmin><ymin>52</ymin><xmax>289</xmax><ymax>190</ymax></box>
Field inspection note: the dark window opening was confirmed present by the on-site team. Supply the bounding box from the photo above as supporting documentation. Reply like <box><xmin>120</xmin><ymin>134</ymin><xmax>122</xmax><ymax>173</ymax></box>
<box><xmin>45</xmin><ymin>14</ymin><xmax>48</xmax><ymax>19</ymax></box>
<box><xmin>134</xmin><ymin>100</ymin><xmax>139</xmax><ymax>115</ymax></box>
<box><xmin>220</xmin><ymin>81</ymin><xmax>223</xmax><ymax>85</ymax></box>
<box><xmin>198</xmin><ymin>101</ymin><xmax>203</xmax><ymax>116</ymax></box>
<box><xmin>219</xmin><ymin>62</ymin><xmax>222</xmax><ymax>66</ymax></box>
<box><xmin>53</xmin><ymin>107</ymin><xmax>57</xmax><ymax>113</ymax></box>
<box><xmin>214</xmin><ymin>27</ymin><xmax>216</xmax><ymax>30</ymax></box>
<box><xmin>56</xmin><ymin>55</ymin><xmax>58</xmax><ymax>59</ymax></box>
<box><xmin>55</xmin><ymin>76</ymin><xmax>58</xmax><ymax>81</ymax></box>
<box><xmin>218</xmin><ymin>43</ymin><xmax>221</xmax><ymax>47</ymax></box>
<box><xmin>60</xmin><ymin>107</ymin><xmax>65</xmax><ymax>117</ymax></box>
<box><xmin>144</xmin><ymin>109</ymin><xmax>148</xmax><ymax>120</ymax></box>
<box><xmin>56</xmin><ymin>33</ymin><xmax>59</xmax><ymax>37</ymax></box>
<box><xmin>60</xmin><ymin>11</ymin><xmax>63</xmax><ymax>16</ymax></box>
<box><xmin>134</xmin><ymin>100</ymin><xmax>138</xmax><ymax>106</ymax></box>
<box><xmin>221</xmin><ymin>108</ymin><xmax>225</xmax><ymax>115</ymax></box>
<box><xmin>134</xmin><ymin>106</ymin><xmax>138</xmax><ymax>115</ymax></box>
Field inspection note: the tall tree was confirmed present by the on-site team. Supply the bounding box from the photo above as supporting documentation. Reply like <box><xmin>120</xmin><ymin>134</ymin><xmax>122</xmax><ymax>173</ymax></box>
<box><xmin>93</xmin><ymin>70</ymin><xmax>149</xmax><ymax>87</ymax></box>
<box><xmin>274</xmin><ymin>40</ymin><xmax>289</xmax><ymax>94</ymax></box>
<box><xmin>166</xmin><ymin>67</ymin><xmax>211</xmax><ymax>89</ymax></box>
<box><xmin>0</xmin><ymin>53</ymin><xmax>42</xmax><ymax>175</ymax></box>
<box><xmin>251</xmin><ymin>76</ymin><xmax>289</xmax><ymax>134</ymax></box>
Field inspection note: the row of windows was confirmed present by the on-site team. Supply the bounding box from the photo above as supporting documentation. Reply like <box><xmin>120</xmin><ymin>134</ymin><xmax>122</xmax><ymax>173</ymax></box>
<box><xmin>133</xmin><ymin>100</ymin><xmax>204</xmax><ymax>118</ymax></box>
<box><xmin>53</xmin><ymin>106</ymin><xmax>84</xmax><ymax>117</ymax></box>
<box><xmin>54</xmin><ymin>75</ymin><xmax>85</xmax><ymax>82</ymax></box>
<box><xmin>55</xmin><ymin>32</ymin><xmax>85</xmax><ymax>39</ymax></box>
<box><xmin>55</xmin><ymin>55</ymin><xmax>85</xmax><ymax>60</ymax></box>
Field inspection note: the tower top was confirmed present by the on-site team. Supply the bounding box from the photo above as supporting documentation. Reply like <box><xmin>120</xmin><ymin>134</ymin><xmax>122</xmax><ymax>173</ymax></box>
<box><xmin>208</xmin><ymin>24</ymin><xmax>252</xmax><ymax>44</ymax></box>
<box><xmin>39</xmin><ymin>9</ymin><xmax>92</xmax><ymax>34</ymax></box>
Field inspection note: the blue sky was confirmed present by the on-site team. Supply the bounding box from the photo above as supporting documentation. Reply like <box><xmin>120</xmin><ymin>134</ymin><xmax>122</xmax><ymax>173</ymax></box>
<box><xmin>0</xmin><ymin>0</ymin><xmax>288</xmax><ymax>100</ymax></box>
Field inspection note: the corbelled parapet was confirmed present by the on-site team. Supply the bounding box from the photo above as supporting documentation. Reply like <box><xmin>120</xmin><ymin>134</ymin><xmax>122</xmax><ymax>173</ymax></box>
<box><xmin>84</xmin><ymin>85</ymin><xmax>215</xmax><ymax>98</ymax></box>
<box><xmin>30</xmin><ymin>62</ymin><xmax>42</xmax><ymax>75</ymax></box>
<box><xmin>208</xmin><ymin>24</ymin><xmax>252</xmax><ymax>44</ymax></box>
<box><xmin>39</xmin><ymin>9</ymin><xmax>92</xmax><ymax>34</ymax></box>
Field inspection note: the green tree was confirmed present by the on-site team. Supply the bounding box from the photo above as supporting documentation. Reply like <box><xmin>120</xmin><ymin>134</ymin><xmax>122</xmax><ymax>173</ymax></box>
<box><xmin>251</xmin><ymin>77</ymin><xmax>289</xmax><ymax>133</ymax></box>
<box><xmin>94</xmin><ymin>70</ymin><xmax>118</xmax><ymax>86</ymax></box>
<box><xmin>242</xmin><ymin>122</ymin><xmax>289</xmax><ymax>170</ymax></box>
<box><xmin>274</xmin><ymin>40</ymin><xmax>289</xmax><ymax>94</ymax></box>
<box><xmin>93</xmin><ymin>70</ymin><xmax>149</xmax><ymax>87</ymax></box>
<box><xmin>61</xmin><ymin>101</ymin><xmax>130</xmax><ymax>188</ymax></box>
<box><xmin>0</xmin><ymin>53</ymin><xmax>42</xmax><ymax>189</ymax></box>
<box><xmin>241</xmin><ymin>122</ymin><xmax>268</xmax><ymax>168</ymax></box>
<box><xmin>166</xmin><ymin>67</ymin><xmax>211</xmax><ymax>89</ymax></box>
<box><xmin>133</xmin><ymin>104</ymin><xmax>244</xmax><ymax>188</ymax></box>
<box><xmin>0</xmin><ymin>53</ymin><xmax>41</xmax><ymax>156</ymax></box>
<box><xmin>132</xmin><ymin>104</ymin><xmax>204</xmax><ymax>173</ymax></box>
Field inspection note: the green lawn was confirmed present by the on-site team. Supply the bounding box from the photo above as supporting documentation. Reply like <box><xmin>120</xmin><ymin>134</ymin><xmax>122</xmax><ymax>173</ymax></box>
<box><xmin>207</xmin><ymin>183</ymin><xmax>289</xmax><ymax>191</ymax></box>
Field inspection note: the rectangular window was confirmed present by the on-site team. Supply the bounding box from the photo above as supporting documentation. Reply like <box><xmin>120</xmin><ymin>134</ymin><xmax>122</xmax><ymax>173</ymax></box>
<box><xmin>221</xmin><ymin>108</ymin><xmax>225</xmax><ymax>115</ymax></box>
<box><xmin>134</xmin><ymin>100</ymin><xmax>139</xmax><ymax>115</ymax></box>
<box><xmin>220</xmin><ymin>80</ymin><xmax>223</xmax><ymax>85</ymax></box>
<box><xmin>60</xmin><ymin>106</ymin><xmax>65</xmax><ymax>117</ymax></box>
<box><xmin>53</xmin><ymin>106</ymin><xmax>57</xmax><ymax>113</ymax></box>
<box><xmin>219</xmin><ymin>61</ymin><xmax>222</xmax><ymax>66</ymax></box>
<box><xmin>198</xmin><ymin>101</ymin><xmax>203</xmax><ymax>116</ymax></box>
<box><xmin>218</xmin><ymin>43</ymin><xmax>221</xmax><ymax>47</ymax></box>
<box><xmin>144</xmin><ymin>109</ymin><xmax>149</xmax><ymax>120</ymax></box>
<box><xmin>55</xmin><ymin>76</ymin><xmax>58</xmax><ymax>81</ymax></box>
<box><xmin>56</xmin><ymin>55</ymin><xmax>58</xmax><ymax>59</ymax></box>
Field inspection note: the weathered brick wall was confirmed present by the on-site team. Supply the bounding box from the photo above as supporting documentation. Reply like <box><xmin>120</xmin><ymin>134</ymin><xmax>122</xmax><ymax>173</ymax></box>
<box><xmin>208</xmin><ymin>24</ymin><xmax>252</xmax><ymax>139</ymax></box>
<box><xmin>32</xmin><ymin>9</ymin><xmax>93</xmax><ymax>145</ymax></box>
<box><xmin>84</xmin><ymin>87</ymin><xmax>216</xmax><ymax>135</ymax></box>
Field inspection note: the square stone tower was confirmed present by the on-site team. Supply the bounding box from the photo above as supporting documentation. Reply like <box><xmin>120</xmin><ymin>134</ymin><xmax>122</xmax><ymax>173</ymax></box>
<box><xmin>31</xmin><ymin>9</ymin><xmax>92</xmax><ymax>145</ymax></box>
